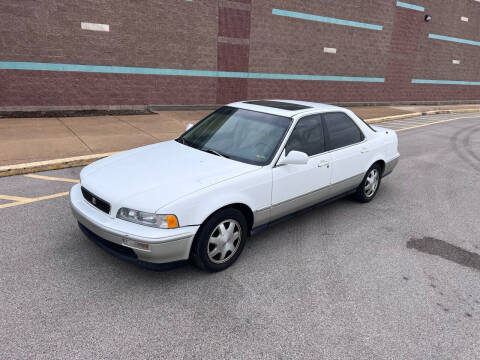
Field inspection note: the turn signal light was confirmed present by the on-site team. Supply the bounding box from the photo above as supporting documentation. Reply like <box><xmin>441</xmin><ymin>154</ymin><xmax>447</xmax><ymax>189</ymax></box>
<box><xmin>167</xmin><ymin>215</ymin><xmax>179</xmax><ymax>228</ymax></box>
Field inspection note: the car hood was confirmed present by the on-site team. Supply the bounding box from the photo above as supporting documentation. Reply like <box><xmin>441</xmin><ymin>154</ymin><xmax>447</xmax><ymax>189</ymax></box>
<box><xmin>80</xmin><ymin>140</ymin><xmax>259</xmax><ymax>213</ymax></box>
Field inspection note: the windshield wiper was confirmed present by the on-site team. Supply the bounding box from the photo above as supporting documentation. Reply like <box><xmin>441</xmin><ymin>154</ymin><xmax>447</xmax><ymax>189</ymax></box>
<box><xmin>202</xmin><ymin>148</ymin><xmax>230</xmax><ymax>159</ymax></box>
<box><xmin>178</xmin><ymin>139</ymin><xmax>230</xmax><ymax>158</ymax></box>
<box><xmin>177</xmin><ymin>137</ymin><xmax>200</xmax><ymax>149</ymax></box>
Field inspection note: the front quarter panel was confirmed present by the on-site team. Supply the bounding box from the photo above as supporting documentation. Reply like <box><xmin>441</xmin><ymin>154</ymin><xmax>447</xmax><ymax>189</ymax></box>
<box><xmin>158</xmin><ymin>168</ymin><xmax>272</xmax><ymax>227</ymax></box>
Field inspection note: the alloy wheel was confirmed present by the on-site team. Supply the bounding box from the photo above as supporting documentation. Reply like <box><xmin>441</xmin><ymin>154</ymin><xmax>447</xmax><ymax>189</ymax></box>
<box><xmin>207</xmin><ymin>219</ymin><xmax>242</xmax><ymax>264</ymax></box>
<box><xmin>364</xmin><ymin>168</ymin><xmax>379</xmax><ymax>197</ymax></box>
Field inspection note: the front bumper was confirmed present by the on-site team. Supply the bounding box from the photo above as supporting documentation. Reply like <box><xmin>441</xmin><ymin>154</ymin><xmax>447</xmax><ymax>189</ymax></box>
<box><xmin>70</xmin><ymin>184</ymin><xmax>199</xmax><ymax>267</ymax></box>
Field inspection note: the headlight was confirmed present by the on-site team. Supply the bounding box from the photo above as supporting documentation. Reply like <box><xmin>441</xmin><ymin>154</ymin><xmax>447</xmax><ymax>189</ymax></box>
<box><xmin>116</xmin><ymin>208</ymin><xmax>179</xmax><ymax>228</ymax></box>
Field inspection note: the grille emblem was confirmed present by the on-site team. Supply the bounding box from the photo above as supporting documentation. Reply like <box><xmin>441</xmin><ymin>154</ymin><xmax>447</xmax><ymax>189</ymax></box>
<box><xmin>81</xmin><ymin>187</ymin><xmax>110</xmax><ymax>214</ymax></box>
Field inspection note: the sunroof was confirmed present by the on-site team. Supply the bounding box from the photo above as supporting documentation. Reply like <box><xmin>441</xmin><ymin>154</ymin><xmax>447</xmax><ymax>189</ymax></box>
<box><xmin>244</xmin><ymin>100</ymin><xmax>311</xmax><ymax>111</ymax></box>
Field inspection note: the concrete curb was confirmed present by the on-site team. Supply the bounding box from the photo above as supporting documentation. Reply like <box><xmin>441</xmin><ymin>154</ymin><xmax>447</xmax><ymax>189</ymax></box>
<box><xmin>1</xmin><ymin>108</ymin><xmax>479</xmax><ymax>177</ymax></box>
<box><xmin>367</xmin><ymin>112</ymin><xmax>423</xmax><ymax>124</ymax></box>
<box><xmin>0</xmin><ymin>152</ymin><xmax>117</xmax><ymax>178</ymax></box>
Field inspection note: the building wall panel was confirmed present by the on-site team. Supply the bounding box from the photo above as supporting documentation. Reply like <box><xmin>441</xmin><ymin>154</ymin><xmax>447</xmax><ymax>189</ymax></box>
<box><xmin>0</xmin><ymin>0</ymin><xmax>479</xmax><ymax>108</ymax></box>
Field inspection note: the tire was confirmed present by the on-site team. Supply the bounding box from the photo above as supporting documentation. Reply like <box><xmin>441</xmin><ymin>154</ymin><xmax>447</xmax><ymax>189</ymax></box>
<box><xmin>354</xmin><ymin>163</ymin><xmax>382</xmax><ymax>203</ymax></box>
<box><xmin>190</xmin><ymin>208</ymin><xmax>248</xmax><ymax>272</ymax></box>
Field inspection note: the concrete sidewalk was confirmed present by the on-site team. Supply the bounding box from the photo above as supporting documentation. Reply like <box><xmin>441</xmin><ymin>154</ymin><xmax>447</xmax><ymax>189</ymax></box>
<box><xmin>1</xmin><ymin>104</ymin><xmax>479</xmax><ymax>167</ymax></box>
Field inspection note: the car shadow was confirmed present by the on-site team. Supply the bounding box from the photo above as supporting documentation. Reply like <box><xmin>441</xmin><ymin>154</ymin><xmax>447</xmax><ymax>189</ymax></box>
<box><xmin>62</xmin><ymin>185</ymin><xmax>394</xmax><ymax>283</ymax></box>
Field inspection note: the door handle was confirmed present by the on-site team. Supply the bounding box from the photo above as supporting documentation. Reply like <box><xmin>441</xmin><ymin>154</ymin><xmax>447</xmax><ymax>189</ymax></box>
<box><xmin>317</xmin><ymin>160</ymin><xmax>330</xmax><ymax>168</ymax></box>
<box><xmin>360</xmin><ymin>147</ymin><xmax>369</xmax><ymax>154</ymax></box>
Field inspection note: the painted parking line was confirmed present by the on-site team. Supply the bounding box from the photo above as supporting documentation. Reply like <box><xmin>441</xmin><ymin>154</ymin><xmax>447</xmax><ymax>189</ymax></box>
<box><xmin>387</xmin><ymin>120</ymin><xmax>432</xmax><ymax>127</ymax></box>
<box><xmin>24</xmin><ymin>174</ymin><xmax>79</xmax><ymax>183</ymax></box>
<box><xmin>379</xmin><ymin>122</ymin><xmax>406</xmax><ymax>127</ymax></box>
<box><xmin>396</xmin><ymin>115</ymin><xmax>480</xmax><ymax>132</ymax></box>
<box><xmin>389</xmin><ymin>118</ymin><xmax>439</xmax><ymax>125</ymax></box>
<box><xmin>0</xmin><ymin>194</ymin><xmax>32</xmax><ymax>202</ymax></box>
<box><xmin>381</xmin><ymin>123</ymin><xmax>418</xmax><ymax>130</ymax></box>
<box><xmin>0</xmin><ymin>174</ymin><xmax>77</xmax><ymax>209</ymax></box>
<box><xmin>0</xmin><ymin>192</ymin><xmax>69</xmax><ymax>209</ymax></box>
<box><xmin>379</xmin><ymin>114</ymin><xmax>480</xmax><ymax>131</ymax></box>
<box><xmin>386</xmin><ymin>118</ymin><xmax>449</xmax><ymax>126</ymax></box>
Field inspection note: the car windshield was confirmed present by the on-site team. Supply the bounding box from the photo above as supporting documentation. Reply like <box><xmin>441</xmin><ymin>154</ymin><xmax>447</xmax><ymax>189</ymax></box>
<box><xmin>177</xmin><ymin>106</ymin><xmax>292</xmax><ymax>165</ymax></box>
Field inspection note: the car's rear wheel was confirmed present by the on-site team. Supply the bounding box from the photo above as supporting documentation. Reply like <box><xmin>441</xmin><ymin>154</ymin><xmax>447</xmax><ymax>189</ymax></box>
<box><xmin>190</xmin><ymin>208</ymin><xmax>247</xmax><ymax>272</ymax></box>
<box><xmin>354</xmin><ymin>163</ymin><xmax>382</xmax><ymax>203</ymax></box>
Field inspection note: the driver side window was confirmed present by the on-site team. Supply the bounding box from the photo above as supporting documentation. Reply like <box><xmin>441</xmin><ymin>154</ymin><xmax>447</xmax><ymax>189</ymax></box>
<box><xmin>284</xmin><ymin>114</ymin><xmax>325</xmax><ymax>156</ymax></box>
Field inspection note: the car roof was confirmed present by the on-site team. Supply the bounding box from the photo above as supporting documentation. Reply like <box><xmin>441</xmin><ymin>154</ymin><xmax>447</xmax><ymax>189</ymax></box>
<box><xmin>228</xmin><ymin>99</ymin><xmax>345</xmax><ymax>117</ymax></box>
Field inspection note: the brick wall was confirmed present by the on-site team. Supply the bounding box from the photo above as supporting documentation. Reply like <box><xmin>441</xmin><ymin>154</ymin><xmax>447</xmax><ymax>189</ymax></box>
<box><xmin>0</xmin><ymin>0</ymin><xmax>479</xmax><ymax>109</ymax></box>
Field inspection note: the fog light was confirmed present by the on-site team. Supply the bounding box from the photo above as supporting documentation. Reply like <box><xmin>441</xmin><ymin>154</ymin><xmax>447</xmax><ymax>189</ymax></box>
<box><xmin>123</xmin><ymin>238</ymin><xmax>150</xmax><ymax>251</ymax></box>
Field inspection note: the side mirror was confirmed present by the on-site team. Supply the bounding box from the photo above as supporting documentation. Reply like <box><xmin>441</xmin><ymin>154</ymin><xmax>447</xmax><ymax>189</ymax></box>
<box><xmin>277</xmin><ymin>150</ymin><xmax>309</xmax><ymax>166</ymax></box>
<box><xmin>186</xmin><ymin>123</ymin><xmax>194</xmax><ymax>131</ymax></box>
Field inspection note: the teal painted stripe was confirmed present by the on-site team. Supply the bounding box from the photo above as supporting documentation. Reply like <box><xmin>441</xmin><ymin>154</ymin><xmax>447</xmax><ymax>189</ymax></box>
<box><xmin>412</xmin><ymin>79</ymin><xmax>480</xmax><ymax>86</ymax></box>
<box><xmin>429</xmin><ymin>33</ymin><xmax>480</xmax><ymax>47</ymax></box>
<box><xmin>0</xmin><ymin>61</ymin><xmax>385</xmax><ymax>83</ymax></box>
<box><xmin>396</xmin><ymin>1</ymin><xmax>424</xmax><ymax>12</ymax></box>
<box><xmin>272</xmin><ymin>8</ymin><xmax>383</xmax><ymax>31</ymax></box>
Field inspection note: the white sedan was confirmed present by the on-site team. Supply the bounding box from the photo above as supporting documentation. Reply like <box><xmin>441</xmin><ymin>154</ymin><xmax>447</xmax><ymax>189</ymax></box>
<box><xmin>70</xmin><ymin>100</ymin><xmax>399</xmax><ymax>272</ymax></box>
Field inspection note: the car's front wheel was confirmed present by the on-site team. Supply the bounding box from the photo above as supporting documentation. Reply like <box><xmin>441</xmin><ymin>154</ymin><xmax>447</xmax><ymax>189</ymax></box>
<box><xmin>354</xmin><ymin>163</ymin><xmax>382</xmax><ymax>203</ymax></box>
<box><xmin>190</xmin><ymin>208</ymin><xmax>247</xmax><ymax>272</ymax></box>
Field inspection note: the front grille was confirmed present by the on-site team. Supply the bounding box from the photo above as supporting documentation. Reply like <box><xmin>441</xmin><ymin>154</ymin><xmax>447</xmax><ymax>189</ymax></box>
<box><xmin>81</xmin><ymin>186</ymin><xmax>111</xmax><ymax>214</ymax></box>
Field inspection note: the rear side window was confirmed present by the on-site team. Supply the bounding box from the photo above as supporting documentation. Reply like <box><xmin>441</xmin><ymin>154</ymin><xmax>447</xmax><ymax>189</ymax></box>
<box><xmin>358</xmin><ymin>115</ymin><xmax>376</xmax><ymax>132</ymax></box>
<box><xmin>284</xmin><ymin>114</ymin><xmax>325</xmax><ymax>156</ymax></box>
<box><xmin>324</xmin><ymin>112</ymin><xmax>364</xmax><ymax>150</ymax></box>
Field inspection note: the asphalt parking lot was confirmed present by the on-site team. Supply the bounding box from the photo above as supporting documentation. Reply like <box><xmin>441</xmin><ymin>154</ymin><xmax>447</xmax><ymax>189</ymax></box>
<box><xmin>1</xmin><ymin>113</ymin><xmax>480</xmax><ymax>359</ymax></box>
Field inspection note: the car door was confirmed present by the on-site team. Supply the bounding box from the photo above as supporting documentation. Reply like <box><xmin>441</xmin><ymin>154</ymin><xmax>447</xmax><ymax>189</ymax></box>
<box><xmin>323</xmin><ymin>112</ymin><xmax>369</xmax><ymax>194</ymax></box>
<box><xmin>271</xmin><ymin>114</ymin><xmax>332</xmax><ymax>220</ymax></box>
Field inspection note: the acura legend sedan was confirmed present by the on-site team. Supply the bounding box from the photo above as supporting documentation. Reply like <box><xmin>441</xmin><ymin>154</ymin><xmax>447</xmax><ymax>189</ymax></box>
<box><xmin>70</xmin><ymin>100</ymin><xmax>399</xmax><ymax>272</ymax></box>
